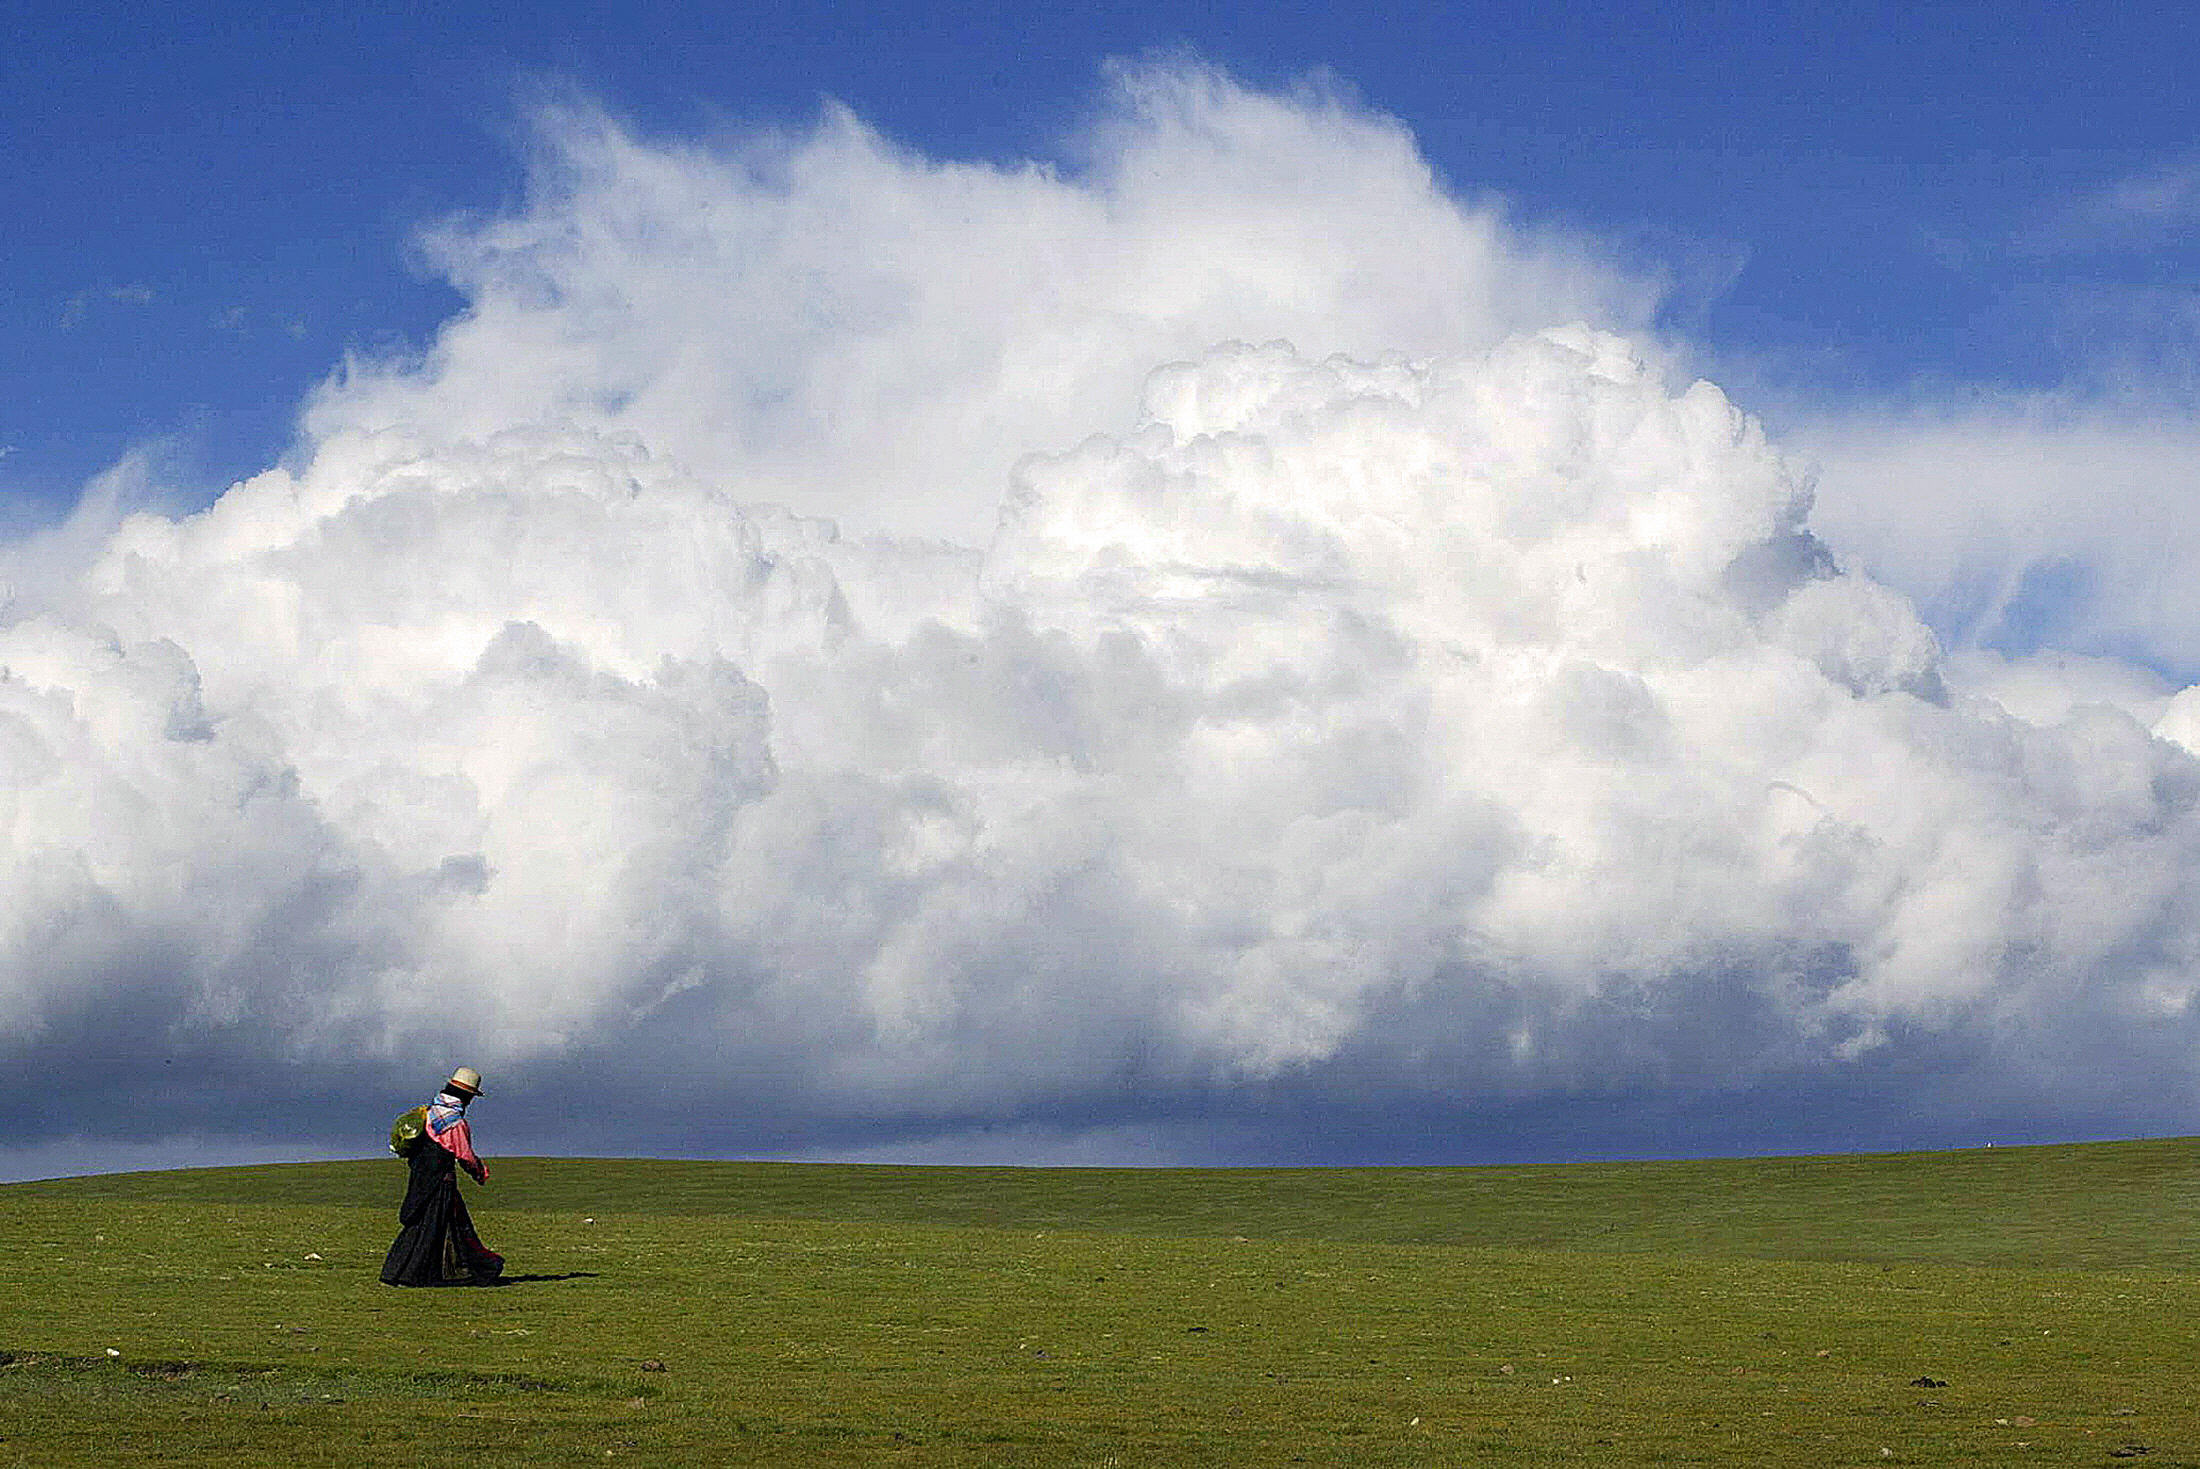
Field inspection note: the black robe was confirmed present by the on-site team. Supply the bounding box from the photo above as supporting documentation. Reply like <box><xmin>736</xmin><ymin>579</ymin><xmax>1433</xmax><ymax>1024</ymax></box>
<box><xmin>380</xmin><ymin>1140</ymin><xmax>504</xmax><ymax>1286</ymax></box>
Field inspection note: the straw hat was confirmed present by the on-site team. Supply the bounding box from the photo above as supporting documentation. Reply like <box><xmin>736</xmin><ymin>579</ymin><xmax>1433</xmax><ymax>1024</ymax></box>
<box><xmin>446</xmin><ymin>1066</ymin><xmax>485</xmax><ymax>1097</ymax></box>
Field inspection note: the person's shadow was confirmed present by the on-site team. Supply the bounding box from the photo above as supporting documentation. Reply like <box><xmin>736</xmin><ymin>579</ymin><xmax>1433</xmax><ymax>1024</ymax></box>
<box><xmin>486</xmin><ymin>1271</ymin><xmax>600</xmax><ymax>1285</ymax></box>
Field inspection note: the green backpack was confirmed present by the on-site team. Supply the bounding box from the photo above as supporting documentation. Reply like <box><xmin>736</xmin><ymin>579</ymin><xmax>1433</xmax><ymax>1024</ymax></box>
<box><xmin>389</xmin><ymin>1105</ymin><xmax>428</xmax><ymax>1158</ymax></box>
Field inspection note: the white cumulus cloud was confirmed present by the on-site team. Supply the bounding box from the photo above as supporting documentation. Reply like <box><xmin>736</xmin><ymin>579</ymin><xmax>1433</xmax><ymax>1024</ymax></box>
<box><xmin>8</xmin><ymin>62</ymin><xmax>2200</xmax><ymax>1168</ymax></box>
<box><xmin>309</xmin><ymin>61</ymin><xmax>1662</xmax><ymax>546</ymax></box>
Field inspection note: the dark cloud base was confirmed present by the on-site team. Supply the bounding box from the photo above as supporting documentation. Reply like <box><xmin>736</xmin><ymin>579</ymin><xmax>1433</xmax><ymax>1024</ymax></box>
<box><xmin>15</xmin><ymin>1018</ymin><xmax>2190</xmax><ymax>1181</ymax></box>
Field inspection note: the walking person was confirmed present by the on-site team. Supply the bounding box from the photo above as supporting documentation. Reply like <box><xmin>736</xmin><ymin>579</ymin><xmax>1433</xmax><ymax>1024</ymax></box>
<box><xmin>381</xmin><ymin>1066</ymin><xmax>505</xmax><ymax>1286</ymax></box>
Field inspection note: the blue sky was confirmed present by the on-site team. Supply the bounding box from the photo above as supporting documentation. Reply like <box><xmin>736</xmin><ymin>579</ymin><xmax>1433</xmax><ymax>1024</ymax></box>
<box><xmin>8</xmin><ymin>1</ymin><xmax>2197</xmax><ymax>524</ymax></box>
<box><xmin>7</xmin><ymin>1</ymin><xmax>2200</xmax><ymax>1177</ymax></box>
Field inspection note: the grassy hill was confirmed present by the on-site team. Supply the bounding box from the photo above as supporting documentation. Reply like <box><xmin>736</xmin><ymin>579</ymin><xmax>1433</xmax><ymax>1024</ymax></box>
<box><xmin>3</xmin><ymin>1140</ymin><xmax>2197</xmax><ymax>1464</ymax></box>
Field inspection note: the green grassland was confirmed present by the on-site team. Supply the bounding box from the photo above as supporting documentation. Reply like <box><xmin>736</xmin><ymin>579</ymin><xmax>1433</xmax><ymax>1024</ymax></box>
<box><xmin>4</xmin><ymin>1140</ymin><xmax>2199</xmax><ymax>1465</ymax></box>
